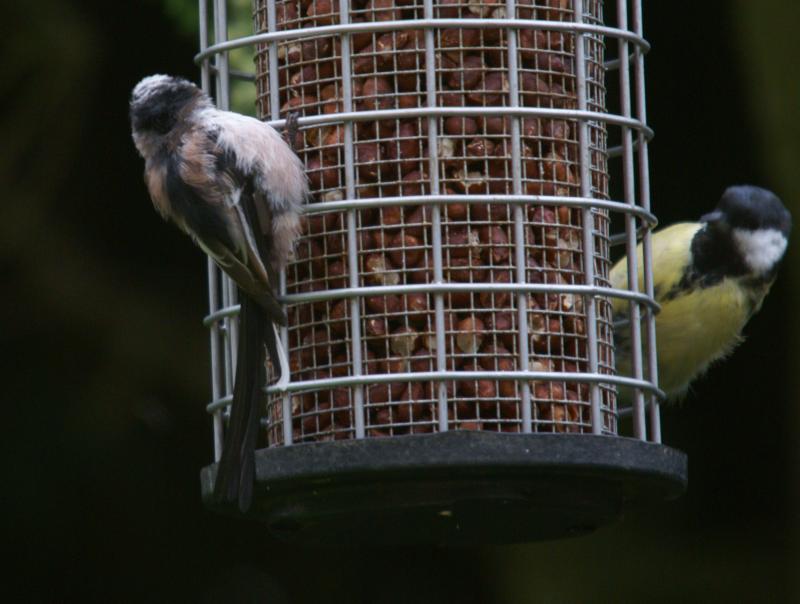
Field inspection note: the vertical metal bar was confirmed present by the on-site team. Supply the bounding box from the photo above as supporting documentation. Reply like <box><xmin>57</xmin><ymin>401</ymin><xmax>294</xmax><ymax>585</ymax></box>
<box><xmin>279</xmin><ymin>271</ymin><xmax>293</xmax><ymax>445</ymax></box>
<box><xmin>214</xmin><ymin>0</ymin><xmax>230</xmax><ymax>110</ymax></box>
<box><xmin>505</xmin><ymin>0</ymin><xmax>533</xmax><ymax>433</ymax></box>
<box><xmin>264</xmin><ymin>0</ymin><xmax>294</xmax><ymax>447</ymax></box>
<box><xmin>617</xmin><ymin>0</ymin><xmax>645</xmax><ymax>440</ymax></box>
<box><xmin>423</xmin><ymin>0</ymin><xmax>448</xmax><ymax>433</ymax></box>
<box><xmin>339</xmin><ymin>0</ymin><xmax>366</xmax><ymax>439</ymax></box>
<box><xmin>207</xmin><ymin>264</ymin><xmax>224</xmax><ymax>460</ymax></box>
<box><xmin>633</xmin><ymin>0</ymin><xmax>661</xmax><ymax>443</ymax></box>
<box><xmin>574</xmin><ymin>0</ymin><xmax>603</xmax><ymax>434</ymax></box>
<box><xmin>207</xmin><ymin>2</ymin><xmax>237</xmax><ymax>432</ymax></box>
<box><xmin>266</xmin><ymin>1</ymin><xmax>281</xmax><ymax>122</ymax></box>
<box><xmin>220</xmin><ymin>298</ymin><xmax>234</xmax><ymax>401</ymax></box>
<box><xmin>226</xmin><ymin>282</ymin><xmax>239</xmax><ymax>378</ymax></box>
<box><xmin>200</xmin><ymin>0</ymin><xmax>224</xmax><ymax>460</ymax></box>
<box><xmin>199</xmin><ymin>0</ymin><xmax>210</xmax><ymax>91</ymax></box>
<box><xmin>211</xmin><ymin>0</ymin><xmax>237</xmax><ymax>408</ymax></box>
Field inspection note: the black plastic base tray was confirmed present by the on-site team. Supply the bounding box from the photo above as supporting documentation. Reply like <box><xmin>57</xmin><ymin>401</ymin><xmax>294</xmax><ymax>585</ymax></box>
<box><xmin>201</xmin><ymin>431</ymin><xmax>687</xmax><ymax>546</ymax></box>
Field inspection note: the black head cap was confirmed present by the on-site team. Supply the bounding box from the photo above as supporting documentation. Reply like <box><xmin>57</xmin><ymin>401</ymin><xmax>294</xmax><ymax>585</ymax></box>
<box><xmin>129</xmin><ymin>75</ymin><xmax>205</xmax><ymax>136</ymax></box>
<box><xmin>702</xmin><ymin>185</ymin><xmax>792</xmax><ymax>236</ymax></box>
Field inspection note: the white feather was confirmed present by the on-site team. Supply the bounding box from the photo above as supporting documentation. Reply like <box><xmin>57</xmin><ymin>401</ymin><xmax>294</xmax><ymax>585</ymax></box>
<box><xmin>206</xmin><ymin>109</ymin><xmax>307</xmax><ymax>216</ymax></box>
<box><xmin>131</xmin><ymin>74</ymin><xmax>173</xmax><ymax>103</ymax></box>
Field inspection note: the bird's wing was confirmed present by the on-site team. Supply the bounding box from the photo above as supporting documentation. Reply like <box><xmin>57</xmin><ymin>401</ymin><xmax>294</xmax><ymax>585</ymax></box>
<box><xmin>211</xmin><ymin>110</ymin><xmax>307</xmax><ymax>273</ymax></box>
<box><xmin>610</xmin><ymin>223</ymin><xmax>703</xmax><ymax>400</ymax></box>
<box><xmin>610</xmin><ymin>223</ymin><xmax>702</xmax><ymax>312</ymax></box>
<box><xmin>169</xmin><ymin>126</ymin><xmax>286</xmax><ymax>323</ymax></box>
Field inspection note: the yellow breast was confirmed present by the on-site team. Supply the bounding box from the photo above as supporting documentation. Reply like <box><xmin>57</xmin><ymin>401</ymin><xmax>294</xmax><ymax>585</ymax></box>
<box><xmin>610</xmin><ymin>222</ymin><xmax>752</xmax><ymax>397</ymax></box>
<box><xmin>650</xmin><ymin>279</ymin><xmax>748</xmax><ymax>394</ymax></box>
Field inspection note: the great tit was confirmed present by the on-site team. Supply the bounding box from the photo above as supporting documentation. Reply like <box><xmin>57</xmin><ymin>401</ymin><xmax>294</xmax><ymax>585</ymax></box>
<box><xmin>611</xmin><ymin>185</ymin><xmax>791</xmax><ymax>403</ymax></box>
<box><xmin>129</xmin><ymin>75</ymin><xmax>308</xmax><ymax>511</ymax></box>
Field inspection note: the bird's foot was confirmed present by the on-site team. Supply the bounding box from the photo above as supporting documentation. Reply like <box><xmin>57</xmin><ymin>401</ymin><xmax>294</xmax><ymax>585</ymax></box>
<box><xmin>284</xmin><ymin>112</ymin><xmax>299</xmax><ymax>153</ymax></box>
<box><xmin>274</xmin><ymin>373</ymin><xmax>290</xmax><ymax>393</ymax></box>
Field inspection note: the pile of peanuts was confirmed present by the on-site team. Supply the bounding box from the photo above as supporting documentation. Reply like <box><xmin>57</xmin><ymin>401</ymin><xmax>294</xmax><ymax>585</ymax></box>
<box><xmin>253</xmin><ymin>0</ymin><xmax>616</xmax><ymax>445</ymax></box>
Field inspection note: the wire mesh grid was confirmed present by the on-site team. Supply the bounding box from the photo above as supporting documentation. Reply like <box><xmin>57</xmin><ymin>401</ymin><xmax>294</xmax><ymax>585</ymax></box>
<box><xmin>198</xmin><ymin>0</ymin><xmax>661</xmax><ymax>459</ymax></box>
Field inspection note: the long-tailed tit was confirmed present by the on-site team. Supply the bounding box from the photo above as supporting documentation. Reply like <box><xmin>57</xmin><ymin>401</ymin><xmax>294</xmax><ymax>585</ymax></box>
<box><xmin>130</xmin><ymin>75</ymin><xmax>307</xmax><ymax>512</ymax></box>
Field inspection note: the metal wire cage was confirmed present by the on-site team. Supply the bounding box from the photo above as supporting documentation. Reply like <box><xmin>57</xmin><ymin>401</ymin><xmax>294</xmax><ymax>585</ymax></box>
<box><xmin>198</xmin><ymin>0</ymin><xmax>685</xmax><ymax>544</ymax></box>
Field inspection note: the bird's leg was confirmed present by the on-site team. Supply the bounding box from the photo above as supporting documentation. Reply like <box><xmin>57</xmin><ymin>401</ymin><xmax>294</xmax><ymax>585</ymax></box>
<box><xmin>272</xmin><ymin>322</ymin><xmax>291</xmax><ymax>391</ymax></box>
<box><xmin>284</xmin><ymin>112</ymin><xmax>299</xmax><ymax>154</ymax></box>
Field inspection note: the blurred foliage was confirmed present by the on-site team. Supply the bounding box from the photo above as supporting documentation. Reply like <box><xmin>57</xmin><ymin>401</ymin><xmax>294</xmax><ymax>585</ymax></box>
<box><xmin>735</xmin><ymin>0</ymin><xmax>800</xmax><ymax>203</ymax></box>
<box><xmin>162</xmin><ymin>0</ymin><xmax>200</xmax><ymax>34</ymax></box>
<box><xmin>163</xmin><ymin>0</ymin><xmax>258</xmax><ymax>114</ymax></box>
<box><xmin>735</xmin><ymin>0</ymin><xmax>800</xmax><ymax>558</ymax></box>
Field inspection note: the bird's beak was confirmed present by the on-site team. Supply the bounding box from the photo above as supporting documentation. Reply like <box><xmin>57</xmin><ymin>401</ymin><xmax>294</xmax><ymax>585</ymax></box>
<box><xmin>700</xmin><ymin>210</ymin><xmax>723</xmax><ymax>224</ymax></box>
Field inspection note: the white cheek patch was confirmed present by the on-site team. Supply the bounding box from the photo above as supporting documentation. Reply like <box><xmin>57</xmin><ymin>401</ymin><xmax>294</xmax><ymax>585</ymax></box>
<box><xmin>732</xmin><ymin>227</ymin><xmax>787</xmax><ymax>275</ymax></box>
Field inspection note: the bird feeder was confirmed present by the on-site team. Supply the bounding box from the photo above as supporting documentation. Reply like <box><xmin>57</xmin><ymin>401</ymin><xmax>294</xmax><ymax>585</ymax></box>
<box><xmin>198</xmin><ymin>0</ymin><xmax>686</xmax><ymax>545</ymax></box>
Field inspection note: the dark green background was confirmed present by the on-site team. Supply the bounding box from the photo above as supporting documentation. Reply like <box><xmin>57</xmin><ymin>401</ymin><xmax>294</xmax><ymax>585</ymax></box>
<box><xmin>4</xmin><ymin>1</ymin><xmax>798</xmax><ymax>601</ymax></box>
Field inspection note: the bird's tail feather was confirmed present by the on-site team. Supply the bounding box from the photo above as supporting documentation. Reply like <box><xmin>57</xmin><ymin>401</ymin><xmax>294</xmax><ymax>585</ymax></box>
<box><xmin>213</xmin><ymin>294</ymin><xmax>269</xmax><ymax>512</ymax></box>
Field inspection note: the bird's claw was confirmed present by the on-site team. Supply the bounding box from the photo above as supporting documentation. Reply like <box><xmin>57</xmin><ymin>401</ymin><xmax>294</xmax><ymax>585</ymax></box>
<box><xmin>274</xmin><ymin>374</ymin><xmax>290</xmax><ymax>393</ymax></box>
<box><xmin>284</xmin><ymin>112</ymin><xmax>299</xmax><ymax>153</ymax></box>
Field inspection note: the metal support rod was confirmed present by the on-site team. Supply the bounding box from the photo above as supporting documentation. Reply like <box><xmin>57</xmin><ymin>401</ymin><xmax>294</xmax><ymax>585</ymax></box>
<box><xmin>207</xmin><ymin>259</ymin><xmax>224</xmax><ymax>458</ymax></box>
<box><xmin>262</xmin><ymin>192</ymin><xmax>658</xmax><ymax>222</ymax></box>
<box><xmin>195</xmin><ymin>18</ymin><xmax>650</xmax><ymax>64</ymax></box>
<box><xmin>211</xmin><ymin>0</ymin><xmax>237</xmax><ymax>414</ymax></box>
<box><xmin>633</xmin><ymin>0</ymin><xmax>661</xmax><ymax>444</ymax></box>
<box><xmin>266</xmin><ymin>2</ymin><xmax>280</xmax><ymax>122</ymax></box>
<box><xmin>206</xmin><ymin>368</ymin><xmax>665</xmax><ymax>413</ymax></box>
<box><xmin>213</xmin><ymin>0</ymin><xmax>230</xmax><ymax>110</ymax></box>
<box><xmin>210</xmin><ymin>0</ymin><xmax>236</xmax><ymax>435</ymax></box>
<box><xmin>574</xmin><ymin>0</ymin><xmax>603</xmax><ymax>434</ymax></box>
<box><xmin>253</xmin><ymin>106</ymin><xmax>653</xmax><ymax>137</ymax></box>
<box><xmin>617</xmin><ymin>0</ymin><xmax>646</xmax><ymax>440</ymax></box>
<box><xmin>505</xmin><ymin>0</ymin><xmax>533</xmax><ymax>433</ymax></box>
<box><xmin>199</xmin><ymin>0</ymin><xmax>224</xmax><ymax>462</ymax></box>
<box><xmin>199</xmin><ymin>0</ymin><xmax>210</xmax><ymax>92</ymax></box>
<box><xmin>423</xmin><ymin>0</ymin><xmax>449</xmax><ymax>433</ymax></box>
<box><xmin>261</xmin><ymin>0</ymin><xmax>294</xmax><ymax>447</ymax></box>
<box><xmin>279</xmin><ymin>271</ymin><xmax>293</xmax><ymax>445</ymax></box>
<box><xmin>339</xmin><ymin>0</ymin><xmax>366</xmax><ymax>439</ymax></box>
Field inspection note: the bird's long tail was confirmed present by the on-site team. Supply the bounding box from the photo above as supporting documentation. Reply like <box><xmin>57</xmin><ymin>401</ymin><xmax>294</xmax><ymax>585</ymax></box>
<box><xmin>213</xmin><ymin>293</ymin><xmax>283</xmax><ymax>512</ymax></box>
